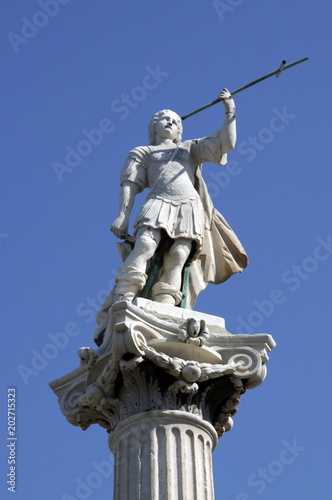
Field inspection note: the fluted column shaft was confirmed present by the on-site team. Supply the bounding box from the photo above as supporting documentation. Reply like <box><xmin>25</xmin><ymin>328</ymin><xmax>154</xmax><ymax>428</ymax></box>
<box><xmin>109</xmin><ymin>410</ymin><xmax>218</xmax><ymax>500</ymax></box>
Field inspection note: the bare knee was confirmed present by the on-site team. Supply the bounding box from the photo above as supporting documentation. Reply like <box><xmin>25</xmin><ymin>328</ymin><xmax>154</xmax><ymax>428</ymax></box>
<box><xmin>131</xmin><ymin>236</ymin><xmax>155</xmax><ymax>262</ymax></box>
<box><xmin>129</xmin><ymin>227</ymin><xmax>161</xmax><ymax>264</ymax></box>
<box><xmin>166</xmin><ymin>240</ymin><xmax>192</xmax><ymax>267</ymax></box>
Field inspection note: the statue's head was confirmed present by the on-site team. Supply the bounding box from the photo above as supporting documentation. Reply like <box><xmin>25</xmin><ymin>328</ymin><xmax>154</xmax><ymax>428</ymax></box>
<box><xmin>148</xmin><ymin>109</ymin><xmax>183</xmax><ymax>145</ymax></box>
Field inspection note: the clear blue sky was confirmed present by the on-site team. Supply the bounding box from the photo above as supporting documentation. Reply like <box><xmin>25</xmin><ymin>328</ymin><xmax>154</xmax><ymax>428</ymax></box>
<box><xmin>1</xmin><ymin>1</ymin><xmax>331</xmax><ymax>498</ymax></box>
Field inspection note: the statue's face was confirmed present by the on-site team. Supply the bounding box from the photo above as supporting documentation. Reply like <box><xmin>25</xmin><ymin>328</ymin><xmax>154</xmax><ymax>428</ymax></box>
<box><xmin>155</xmin><ymin>111</ymin><xmax>179</xmax><ymax>142</ymax></box>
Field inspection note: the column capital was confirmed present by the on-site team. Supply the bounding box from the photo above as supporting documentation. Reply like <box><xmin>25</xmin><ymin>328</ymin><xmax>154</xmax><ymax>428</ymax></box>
<box><xmin>50</xmin><ymin>299</ymin><xmax>275</xmax><ymax>438</ymax></box>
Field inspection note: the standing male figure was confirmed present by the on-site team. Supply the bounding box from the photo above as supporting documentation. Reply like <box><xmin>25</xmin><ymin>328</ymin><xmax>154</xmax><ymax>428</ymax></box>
<box><xmin>110</xmin><ymin>89</ymin><xmax>247</xmax><ymax>308</ymax></box>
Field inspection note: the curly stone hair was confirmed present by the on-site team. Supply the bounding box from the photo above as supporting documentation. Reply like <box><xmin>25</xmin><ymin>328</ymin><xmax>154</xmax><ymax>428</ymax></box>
<box><xmin>148</xmin><ymin>109</ymin><xmax>183</xmax><ymax>145</ymax></box>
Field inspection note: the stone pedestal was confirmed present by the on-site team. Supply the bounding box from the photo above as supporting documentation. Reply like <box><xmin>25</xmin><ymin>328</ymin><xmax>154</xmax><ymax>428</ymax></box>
<box><xmin>50</xmin><ymin>298</ymin><xmax>275</xmax><ymax>499</ymax></box>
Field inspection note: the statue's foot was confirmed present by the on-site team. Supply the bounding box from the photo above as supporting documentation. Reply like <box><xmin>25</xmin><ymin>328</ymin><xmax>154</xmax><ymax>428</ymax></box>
<box><xmin>154</xmin><ymin>293</ymin><xmax>176</xmax><ymax>306</ymax></box>
<box><xmin>114</xmin><ymin>265</ymin><xmax>147</xmax><ymax>303</ymax></box>
<box><xmin>151</xmin><ymin>282</ymin><xmax>182</xmax><ymax>306</ymax></box>
<box><xmin>114</xmin><ymin>292</ymin><xmax>135</xmax><ymax>302</ymax></box>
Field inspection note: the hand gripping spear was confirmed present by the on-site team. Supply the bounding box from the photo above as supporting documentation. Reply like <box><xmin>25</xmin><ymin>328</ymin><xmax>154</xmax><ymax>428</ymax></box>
<box><xmin>181</xmin><ymin>57</ymin><xmax>308</xmax><ymax>121</ymax></box>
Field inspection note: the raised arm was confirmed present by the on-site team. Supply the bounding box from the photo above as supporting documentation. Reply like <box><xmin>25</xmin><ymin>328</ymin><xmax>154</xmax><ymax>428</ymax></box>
<box><xmin>219</xmin><ymin>88</ymin><xmax>236</xmax><ymax>154</ymax></box>
<box><xmin>110</xmin><ymin>181</ymin><xmax>139</xmax><ymax>239</ymax></box>
<box><xmin>190</xmin><ymin>88</ymin><xmax>236</xmax><ymax>165</ymax></box>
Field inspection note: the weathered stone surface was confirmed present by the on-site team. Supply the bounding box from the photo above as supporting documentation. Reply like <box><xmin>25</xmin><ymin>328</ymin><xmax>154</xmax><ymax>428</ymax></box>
<box><xmin>109</xmin><ymin>411</ymin><xmax>217</xmax><ymax>500</ymax></box>
<box><xmin>50</xmin><ymin>300</ymin><xmax>274</xmax><ymax>434</ymax></box>
<box><xmin>102</xmin><ymin>90</ymin><xmax>247</xmax><ymax>314</ymax></box>
<box><xmin>50</xmin><ymin>299</ymin><xmax>275</xmax><ymax>498</ymax></box>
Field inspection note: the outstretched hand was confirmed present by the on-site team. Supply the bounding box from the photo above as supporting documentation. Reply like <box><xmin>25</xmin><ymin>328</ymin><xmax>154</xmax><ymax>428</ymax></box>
<box><xmin>219</xmin><ymin>88</ymin><xmax>235</xmax><ymax>112</ymax></box>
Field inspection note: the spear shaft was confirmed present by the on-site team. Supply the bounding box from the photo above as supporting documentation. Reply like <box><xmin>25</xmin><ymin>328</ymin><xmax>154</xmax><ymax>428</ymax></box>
<box><xmin>181</xmin><ymin>57</ymin><xmax>308</xmax><ymax>121</ymax></box>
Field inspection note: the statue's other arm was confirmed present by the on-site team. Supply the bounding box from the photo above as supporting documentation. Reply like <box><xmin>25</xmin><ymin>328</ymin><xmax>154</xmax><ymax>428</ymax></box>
<box><xmin>111</xmin><ymin>181</ymin><xmax>139</xmax><ymax>238</ymax></box>
<box><xmin>110</xmin><ymin>147</ymin><xmax>148</xmax><ymax>239</ymax></box>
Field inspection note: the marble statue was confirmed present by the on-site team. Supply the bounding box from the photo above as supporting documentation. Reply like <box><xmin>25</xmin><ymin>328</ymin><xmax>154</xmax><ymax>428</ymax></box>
<box><xmin>112</xmin><ymin>89</ymin><xmax>247</xmax><ymax>303</ymax></box>
<box><xmin>94</xmin><ymin>89</ymin><xmax>248</xmax><ymax>345</ymax></box>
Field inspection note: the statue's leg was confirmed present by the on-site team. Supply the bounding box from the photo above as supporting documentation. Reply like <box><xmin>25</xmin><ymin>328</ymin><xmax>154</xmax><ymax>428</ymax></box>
<box><xmin>115</xmin><ymin>227</ymin><xmax>161</xmax><ymax>302</ymax></box>
<box><xmin>152</xmin><ymin>238</ymin><xmax>192</xmax><ymax>306</ymax></box>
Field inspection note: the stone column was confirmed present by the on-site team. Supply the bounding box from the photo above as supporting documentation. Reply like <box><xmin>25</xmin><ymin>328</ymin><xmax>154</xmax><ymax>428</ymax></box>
<box><xmin>110</xmin><ymin>410</ymin><xmax>217</xmax><ymax>500</ymax></box>
<box><xmin>50</xmin><ymin>298</ymin><xmax>275</xmax><ymax>499</ymax></box>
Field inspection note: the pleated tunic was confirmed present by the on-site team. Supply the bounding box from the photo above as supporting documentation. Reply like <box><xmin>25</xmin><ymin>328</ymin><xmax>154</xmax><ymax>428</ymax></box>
<box><xmin>120</xmin><ymin>135</ymin><xmax>226</xmax><ymax>251</ymax></box>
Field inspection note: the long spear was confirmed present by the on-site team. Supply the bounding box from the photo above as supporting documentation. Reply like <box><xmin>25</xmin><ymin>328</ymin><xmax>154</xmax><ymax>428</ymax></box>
<box><xmin>181</xmin><ymin>57</ymin><xmax>308</xmax><ymax>121</ymax></box>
